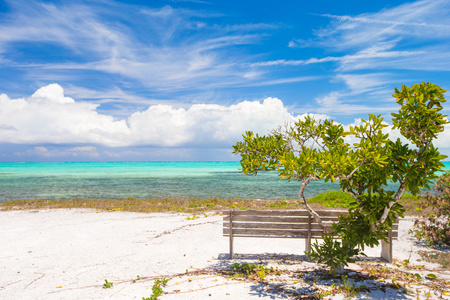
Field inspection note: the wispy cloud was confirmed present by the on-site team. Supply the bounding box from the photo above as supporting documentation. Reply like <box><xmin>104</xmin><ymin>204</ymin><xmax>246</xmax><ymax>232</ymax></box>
<box><xmin>311</xmin><ymin>0</ymin><xmax>450</xmax><ymax>51</ymax></box>
<box><xmin>0</xmin><ymin>0</ymin><xmax>289</xmax><ymax>100</ymax></box>
<box><xmin>312</xmin><ymin>91</ymin><xmax>396</xmax><ymax>115</ymax></box>
<box><xmin>280</xmin><ymin>0</ymin><xmax>450</xmax><ymax>118</ymax></box>
<box><xmin>252</xmin><ymin>42</ymin><xmax>422</xmax><ymax>71</ymax></box>
<box><xmin>250</xmin><ymin>57</ymin><xmax>339</xmax><ymax>67</ymax></box>
<box><xmin>318</xmin><ymin>13</ymin><xmax>450</xmax><ymax>29</ymax></box>
<box><xmin>239</xmin><ymin>76</ymin><xmax>321</xmax><ymax>87</ymax></box>
<box><xmin>335</xmin><ymin>73</ymin><xmax>391</xmax><ymax>94</ymax></box>
<box><xmin>281</xmin><ymin>0</ymin><xmax>450</xmax><ymax>75</ymax></box>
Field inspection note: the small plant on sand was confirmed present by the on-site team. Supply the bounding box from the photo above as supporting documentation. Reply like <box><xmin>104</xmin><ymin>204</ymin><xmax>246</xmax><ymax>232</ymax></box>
<box><xmin>103</xmin><ymin>279</ymin><xmax>113</xmax><ymax>288</ymax></box>
<box><xmin>230</xmin><ymin>263</ymin><xmax>257</xmax><ymax>275</ymax></box>
<box><xmin>315</xmin><ymin>290</ymin><xmax>332</xmax><ymax>299</ymax></box>
<box><xmin>229</xmin><ymin>263</ymin><xmax>271</xmax><ymax>281</ymax></box>
<box><xmin>309</xmin><ymin>235</ymin><xmax>360</xmax><ymax>276</ymax></box>
<box><xmin>143</xmin><ymin>278</ymin><xmax>169</xmax><ymax>300</ymax></box>
<box><xmin>340</xmin><ymin>275</ymin><xmax>361</xmax><ymax>299</ymax></box>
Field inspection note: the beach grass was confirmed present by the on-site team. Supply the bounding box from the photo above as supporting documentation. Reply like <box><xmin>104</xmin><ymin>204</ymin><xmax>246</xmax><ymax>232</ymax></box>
<box><xmin>0</xmin><ymin>191</ymin><xmax>427</xmax><ymax>215</ymax></box>
<box><xmin>0</xmin><ymin>197</ymin><xmax>301</xmax><ymax>213</ymax></box>
<box><xmin>307</xmin><ymin>190</ymin><xmax>355</xmax><ymax>208</ymax></box>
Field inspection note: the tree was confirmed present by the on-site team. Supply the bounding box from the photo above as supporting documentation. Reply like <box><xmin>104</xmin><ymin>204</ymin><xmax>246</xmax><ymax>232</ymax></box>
<box><xmin>232</xmin><ymin>82</ymin><xmax>448</xmax><ymax>273</ymax></box>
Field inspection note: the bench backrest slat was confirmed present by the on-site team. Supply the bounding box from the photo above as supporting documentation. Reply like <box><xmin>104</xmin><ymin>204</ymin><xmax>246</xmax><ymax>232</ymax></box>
<box><xmin>223</xmin><ymin>210</ymin><xmax>398</xmax><ymax>240</ymax></box>
<box><xmin>224</xmin><ymin>216</ymin><xmax>309</xmax><ymax>223</ymax></box>
<box><xmin>224</xmin><ymin>228</ymin><xmax>311</xmax><ymax>237</ymax></box>
<box><xmin>227</xmin><ymin>210</ymin><xmax>311</xmax><ymax>216</ymax></box>
<box><xmin>223</xmin><ymin>228</ymin><xmax>398</xmax><ymax>238</ymax></box>
<box><xmin>224</xmin><ymin>222</ymin><xmax>322</xmax><ymax>230</ymax></box>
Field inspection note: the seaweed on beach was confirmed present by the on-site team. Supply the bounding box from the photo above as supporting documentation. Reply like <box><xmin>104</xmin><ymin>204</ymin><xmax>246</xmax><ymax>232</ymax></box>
<box><xmin>0</xmin><ymin>193</ymin><xmax>426</xmax><ymax>216</ymax></box>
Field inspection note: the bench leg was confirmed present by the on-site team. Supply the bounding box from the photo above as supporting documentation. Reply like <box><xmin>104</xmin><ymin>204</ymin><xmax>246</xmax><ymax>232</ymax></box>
<box><xmin>229</xmin><ymin>210</ymin><xmax>234</xmax><ymax>259</ymax></box>
<box><xmin>305</xmin><ymin>238</ymin><xmax>311</xmax><ymax>254</ymax></box>
<box><xmin>229</xmin><ymin>235</ymin><xmax>234</xmax><ymax>259</ymax></box>
<box><xmin>380</xmin><ymin>230</ymin><xmax>393</xmax><ymax>263</ymax></box>
<box><xmin>380</xmin><ymin>240</ymin><xmax>392</xmax><ymax>263</ymax></box>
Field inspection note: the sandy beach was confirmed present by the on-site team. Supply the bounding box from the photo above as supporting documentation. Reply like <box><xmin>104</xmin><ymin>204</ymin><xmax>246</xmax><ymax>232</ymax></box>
<box><xmin>0</xmin><ymin>209</ymin><xmax>449</xmax><ymax>299</ymax></box>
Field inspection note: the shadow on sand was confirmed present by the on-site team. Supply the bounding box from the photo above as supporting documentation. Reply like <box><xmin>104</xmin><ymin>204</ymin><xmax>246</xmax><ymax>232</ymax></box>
<box><xmin>205</xmin><ymin>252</ymin><xmax>411</xmax><ymax>299</ymax></box>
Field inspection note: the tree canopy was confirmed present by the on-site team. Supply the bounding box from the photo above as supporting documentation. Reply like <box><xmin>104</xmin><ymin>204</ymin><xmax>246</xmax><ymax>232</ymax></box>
<box><xmin>232</xmin><ymin>82</ymin><xmax>448</xmax><ymax>272</ymax></box>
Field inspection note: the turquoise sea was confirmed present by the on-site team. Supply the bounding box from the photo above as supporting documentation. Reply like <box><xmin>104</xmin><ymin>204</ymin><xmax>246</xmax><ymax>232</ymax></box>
<box><xmin>0</xmin><ymin>162</ymin><xmax>449</xmax><ymax>202</ymax></box>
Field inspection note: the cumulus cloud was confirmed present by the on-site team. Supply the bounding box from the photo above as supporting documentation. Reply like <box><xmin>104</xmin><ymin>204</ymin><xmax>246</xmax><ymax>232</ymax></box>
<box><xmin>0</xmin><ymin>84</ymin><xmax>313</xmax><ymax>148</ymax></box>
<box><xmin>126</xmin><ymin>95</ymin><xmax>310</xmax><ymax>147</ymax></box>
<box><xmin>0</xmin><ymin>84</ymin><xmax>130</xmax><ymax>146</ymax></box>
<box><xmin>2</xmin><ymin>83</ymin><xmax>449</xmax><ymax>160</ymax></box>
<box><xmin>3</xmin><ymin>84</ymin><xmax>448</xmax><ymax>157</ymax></box>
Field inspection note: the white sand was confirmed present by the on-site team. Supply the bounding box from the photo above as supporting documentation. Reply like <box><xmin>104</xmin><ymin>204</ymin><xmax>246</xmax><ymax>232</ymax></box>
<box><xmin>0</xmin><ymin>209</ymin><xmax>448</xmax><ymax>299</ymax></box>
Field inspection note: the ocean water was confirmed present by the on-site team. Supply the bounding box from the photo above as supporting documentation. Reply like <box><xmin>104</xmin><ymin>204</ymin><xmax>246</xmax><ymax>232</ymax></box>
<box><xmin>0</xmin><ymin>162</ymin><xmax>449</xmax><ymax>202</ymax></box>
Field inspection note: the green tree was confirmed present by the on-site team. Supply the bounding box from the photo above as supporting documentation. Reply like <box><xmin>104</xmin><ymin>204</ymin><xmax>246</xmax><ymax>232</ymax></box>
<box><xmin>232</xmin><ymin>82</ymin><xmax>448</xmax><ymax>273</ymax></box>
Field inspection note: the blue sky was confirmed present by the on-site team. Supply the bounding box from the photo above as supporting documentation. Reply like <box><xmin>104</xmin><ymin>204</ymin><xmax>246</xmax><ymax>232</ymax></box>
<box><xmin>0</xmin><ymin>0</ymin><xmax>449</xmax><ymax>162</ymax></box>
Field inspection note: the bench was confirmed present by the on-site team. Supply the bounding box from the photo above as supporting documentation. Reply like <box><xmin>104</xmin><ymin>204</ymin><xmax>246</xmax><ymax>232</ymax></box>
<box><xmin>223</xmin><ymin>210</ymin><xmax>398</xmax><ymax>263</ymax></box>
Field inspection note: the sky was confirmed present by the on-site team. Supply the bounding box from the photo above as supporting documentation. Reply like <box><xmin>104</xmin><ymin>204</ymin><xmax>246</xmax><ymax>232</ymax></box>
<box><xmin>0</xmin><ymin>0</ymin><xmax>449</xmax><ymax>162</ymax></box>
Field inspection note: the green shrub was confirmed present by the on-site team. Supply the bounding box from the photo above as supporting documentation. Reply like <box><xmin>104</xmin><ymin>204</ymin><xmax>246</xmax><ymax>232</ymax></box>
<box><xmin>401</xmin><ymin>192</ymin><xmax>421</xmax><ymax>200</ymax></box>
<box><xmin>412</xmin><ymin>171</ymin><xmax>450</xmax><ymax>246</ymax></box>
<box><xmin>269</xmin><ymin>201</ymin><xmax>288</xmax><ymax>207</ymax></box>
<box><xmin>308</xmin><ymin>191</ymin><xmax>354</xmax><ymax>208</ymax></box>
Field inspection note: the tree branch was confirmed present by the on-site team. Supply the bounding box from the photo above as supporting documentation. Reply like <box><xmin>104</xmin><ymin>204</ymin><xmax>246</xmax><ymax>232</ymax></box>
<box><xmin>334</xmin><ymin>159</ymin><xmax>366</xmax><ymax>181</ymax></box>
<box><xmin>377</xmin><ymin>183</ymin><xmax>405</xmax><ymax>225</ymax></box>
<box><xmin>297</xmin><ymin>175</ymin><xmax>334</xmax><ymax>227</ymax></box>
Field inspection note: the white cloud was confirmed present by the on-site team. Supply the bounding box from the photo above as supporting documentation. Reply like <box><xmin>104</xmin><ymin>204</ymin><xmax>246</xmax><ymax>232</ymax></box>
<box><xmin>127</xmin><ymin>97</ymin><xmax>304</xmax><ymax>147</ymax></box>
<box><xmin>0</xmin><ymin>1</ymin><xmax>284</xmax><ymax>94</ymax></box>
<box><xmin>435</xmin><ymin>123</ymin><xmax>450</xmax><ymax>152</ymax></box>
<box><xmin>250</xmin><ymin>57</ymin><xmax>340</xmax><ymax>67</ymax></box>
<box><xmin>307</xmin><ymin>0</ymin><xmax>450</xmax><ymax>72</ymax></box>
<box><xmin>271</xmin><ymin>0</ymin><xmax>450</xmax><ymax>83</ymax></box>
<box><xmin>0</xmin><ymin>84</ymin><xmax>130</xmax><ymax>146</ymax></box>
<box><xmin>0</xmin><ymin>84</ymin><xmax>313</xmax><ymax>148</ymax></box>
<box><xmin>15</xmin><ymin>146</ymin><xmax>100</xmax><ymax>158</ymax></box>
<box><xmin>318</xmin><ymin>13</ymin><xmax>450</xmax><ymax>29</ymax></box>
<box><xmin>313</xmin><ymin>90</ymin><xmax>396</xmax><ymax>115</ymax></box>
<box><xmin>315</xmin><ymin>0</ymin><xmax>450</xmax><ymax>50</ymax></box>
<box><xmin>2</xmin><ymin>84</ymin><xmax>448</xmax><ymax>159</ymax></box>
<box><xmin>335</xmin><ymin>73</ymin><xmax>394</xmax><ymax>95</ymax></box>
<box><xmin>253</xmin><ymin>42</ymin><xmax>423</xmax><ymax>71</ymax></box>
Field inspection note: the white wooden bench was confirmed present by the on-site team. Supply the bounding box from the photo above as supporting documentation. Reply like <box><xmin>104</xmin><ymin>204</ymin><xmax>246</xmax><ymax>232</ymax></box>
<box><xmin>223</xmin><ymin>210</ymin><xmax>398</xmax><ymax>263</ymax></box>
